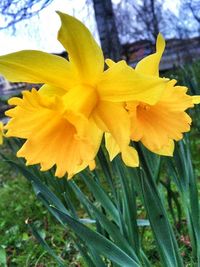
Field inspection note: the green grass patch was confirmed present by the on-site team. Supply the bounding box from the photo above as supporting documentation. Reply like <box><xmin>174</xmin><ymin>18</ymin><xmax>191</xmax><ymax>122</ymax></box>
<box><xmin>0</xmin><ymin>145</ymin><xmax>84</xmax><ymax>266</ymax></box>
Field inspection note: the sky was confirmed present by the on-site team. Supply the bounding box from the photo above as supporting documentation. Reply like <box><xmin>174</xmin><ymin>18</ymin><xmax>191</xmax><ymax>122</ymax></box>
<box><xmin>0</xmin><ymin>0</ymin><xmax>180</xmax><ymax>55</ymax></box>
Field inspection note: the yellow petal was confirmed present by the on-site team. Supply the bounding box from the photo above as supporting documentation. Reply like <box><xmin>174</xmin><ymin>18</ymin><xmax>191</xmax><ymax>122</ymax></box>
<box><xmin>135</xmin><ymin>33</ymin><xmax>165</xmax><ymax>76</ymax></box>
<box><xmin>105</xmin><ymin>132</ymin><xmax>139</xmax><ymax>166</ymax></box>
<box><xmin>57</xmin><ymin>12</ymin><xmax>104</xmax><ymax>85</ymax></box>
<box><xmin>121</xmin><ymin>146</ymin><xmax>139</xmax><ymax>167</ymax></box>
<box><xmin>39</xmin><ymin>84</ymin><xmax>66</xmax><ymax>98</ymax></box>
<box><xmin>0</xmin><ymin>50</ymin><xmax>76</xmax><ymax>90</ymax></box>
<box><xmin>95</xmin><ymin>101</ymin><xmax>139</xmax><ymax>167</ymax></box>
<box><xmin>62</xmin><ymin>84</ymin><xmax>98</xmax><ymax>117</ymax></box>
<box><xmin>105</xmin><ymin>58</ymin><xmax>118</xmax><ymax>68</ymax></box>
<box><xmin>95</xmin><ymin>101</ymin><xmax>129</xmax><ymax>150</ymax></box>
<box><xmin>68</xmin><ymin>117</ymin><xmax>103</xmax><ymax>178</ymax></box>
<box><xmin>105</xmin><ymin>132</ymin><xmax>120</xmax><ymax>161</ymax></box>
<box><xmin>192</xmin><ymin>95</ymin><xmax>200</xmax><ymax>104</ymax></box>
<box><xmin>58</xmin><ymin>116</ymin><xmax>102</xmax><ymax>178</ymax></box>
<box><xmin>151</xmin><ymin>139</ymin><xmax>174</xmax><ymax>156</ymax></box>
<box><xmin>5</xmin><ymin>89</ymin><xmax>57</xmax><ymax>139</ymax></box>
<box><xmin>89</xmin><ymin>116</ymin><xmax>103</xmax><ymax>155</ymax></box>
<box><xmin>98</xmin><ymin>60</ymin><xmax>167</xmax><ymax>105</ymax></box>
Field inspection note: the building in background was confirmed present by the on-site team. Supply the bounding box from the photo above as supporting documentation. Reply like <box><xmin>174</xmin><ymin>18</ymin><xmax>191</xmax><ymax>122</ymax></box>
<box><xmin>0</xmin><ymin>75</ymin><xmax>27</xmax><ymax>96</ymax></box>
<box><xmin>122</xmin><ymin>36</ymin><xmax>200</xmax><ymax>71</ymax></box>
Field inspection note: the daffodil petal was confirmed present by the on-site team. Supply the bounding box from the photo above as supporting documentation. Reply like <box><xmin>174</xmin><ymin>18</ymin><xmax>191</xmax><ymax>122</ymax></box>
<box><xmin>5</xmin><ymin>89</ymin><xmax>57</xmax><ymax>138</ymax></box>
<box><xmin>105</xmin><ymin>131</ymin><xmax>139</xmax><ymax>166</ymax></box>
<box><xmin>69</xmin><ymin>117</ymin><xmax>103</xmax><ymax>178</ymax></box>
<box><xmin>57</xmin><ymin>12</ymin><xmax>104</xmax><ymax>85</ymax></box>
<box><xmin>95</xmin><ymin>101</ymin><xmax>139</xmax><ymax>166</ymax></box>
<box><xmin>121</xmin><ymin>146</ymin><xmax>139</xmax><ymax>167</ymax></box>
<box><xmin>39</xmin><ymin>84</ymin><xmax>66</xmax><ymax>98</ymax></box>
<box><xmin>0</xmin><ymin>50</ymin><xmax>76</xmax><ymax>89</ymax></box>
<box><xmin>62</xmin><ymin>84</ymin><xmax>98</xmax><ymax>117</ymax></box>
<box><xmin>151</xmin><ymin>139</ymin><xmax>174</xmax><ymax>156</ymax></box>
<box><xmin>135</xmin><ymin>33</ymin><xmax>165</xmax><ymax>76</ymax></box>
<box><xmin>105</xmin><ymin>132</ymin><xmax>120</xmax><ymax>161</ymax></box>
<box><xmin>98</xmin><ymin>60</ymin><xmax>167</xmax><ymax>105</ymax></box>
<box><xmin>192</xmin><ymin>95</ymin><xmax>200</xmax><ymax>104</ymax></box>
<box><xmin>89</xmin><ymin>116</ymin><xmax>104</xmax><ymax>154</ymax></box>
<box><xmin>96</xmin><ymin>101</ymin><xmax>130</xmax><ymax>150</ymax></box>
<box><xmin>105</xmin><ymin>58</ymin><xmax>117</xmax><ymax>67</ymax></box>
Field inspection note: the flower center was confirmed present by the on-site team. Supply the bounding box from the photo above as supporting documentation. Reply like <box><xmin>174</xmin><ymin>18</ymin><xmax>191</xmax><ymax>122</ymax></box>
<box><xmin>62</xmin><ymin>84</ymin><xmax>99</xmax><ymax>117</ymax></box>
<box><xmin>138</xmin><ymin>102</ymin><xmax>151</xmax><ymax>111</ymax></box>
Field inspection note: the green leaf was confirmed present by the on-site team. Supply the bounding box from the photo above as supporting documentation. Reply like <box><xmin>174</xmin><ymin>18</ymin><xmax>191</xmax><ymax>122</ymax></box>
<box><xmin>80</xmin><ymin>173</ymin><xmax>120</xmax><ymax>224</ymax></box>
<box><xmin>137</xmin><ymin>169</ymin><xmax>183</xmax><ymax>267</ymax></box>
<box><xmin>75</xmin><ymin>242</ymin><xmax>97</xmax><ymax>267</ymax></box>
<box><xmin>134</xmin><ymin>143</ymin><xmax>183</xmax><ymax>267</ymax></box>
<box><xmin>0</xmin><ymin>247</ymin><xmax>6</xmax><ymax>267</ymax></box>
<box><xmin>70</xmin><ymin>181</ymin><xmax>140</xmax><ymax>261</ymax></box>
<box><xmin>49</xmin><ymin>206</ymin><xmax>141</xmax><ymax>267</ymax></box>
<box><xmin>113</xmin><ymin>159</ymin><xmax>140</xmax><ymax>253</ymax></box>
<box><xmin>137</xmin><ymin>143</ymin><xmax>161</xmax><ymax>182</ymax></box>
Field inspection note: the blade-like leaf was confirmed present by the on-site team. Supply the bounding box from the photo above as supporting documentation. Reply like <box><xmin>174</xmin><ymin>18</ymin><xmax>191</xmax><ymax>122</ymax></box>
<box><xmin>80</xmin><ymin>173</ymin><xmax>120</xmax><ymax>224</ymax></box>
<box><xmin>136</xmin><ymin>169</ymin><xmax>183</xmax><ymax>267</ymax></box>
<box><xmin>70</xmin><ymin>181</ymin><xmax>140</xmax><ymax>261</ymax></box>
<box><xmin>50</xmin><ymin>206</ymin><xmax>141</xmax><ymax>267</ymax></box>
<box><xmin>27</xmin><ymin>220</ymin><xmax>65</xmax><ymax>267</ymax></box>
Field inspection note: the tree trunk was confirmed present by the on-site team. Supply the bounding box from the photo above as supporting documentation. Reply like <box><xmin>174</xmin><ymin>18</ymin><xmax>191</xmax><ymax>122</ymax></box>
<box><xmin>92</xmin><ymin>0</ymin><xmax>121</xmax><ymax>61</ymax></box>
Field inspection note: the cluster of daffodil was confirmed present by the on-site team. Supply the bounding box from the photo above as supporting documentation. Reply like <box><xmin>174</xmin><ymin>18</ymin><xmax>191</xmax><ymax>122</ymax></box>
<box><xmin>0</xmin><ymin>12</ymin><xmax>199</xmax><ymax>178</ymax></box>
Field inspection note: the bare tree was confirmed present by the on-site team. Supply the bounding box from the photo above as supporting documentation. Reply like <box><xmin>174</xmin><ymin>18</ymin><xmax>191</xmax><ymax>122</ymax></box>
<box><xmin>0</xmin><ymin>0</ymin><xmax>53</xmax><ymax>30</ymax></box>
<box><xmin>187</xmin><ymin>0</ymin><xmax>200</xmax><ymax>24</ymax></box>
<box><xmin>114</xmin><ymin>0</ymin><xmax>164</xmax><ymax>44</ymax></box>
<box><xmin>182</xmin><ymin>0</ymin><xmax>200</xmax><ymax>38</ymax></box>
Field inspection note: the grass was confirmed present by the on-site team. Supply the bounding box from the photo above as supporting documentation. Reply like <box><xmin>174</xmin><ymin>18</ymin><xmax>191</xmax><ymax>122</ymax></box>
<box><xmin>0</xmin><ymin>145</ymin><xmax>85</xmax><ymax>266</ymax></box>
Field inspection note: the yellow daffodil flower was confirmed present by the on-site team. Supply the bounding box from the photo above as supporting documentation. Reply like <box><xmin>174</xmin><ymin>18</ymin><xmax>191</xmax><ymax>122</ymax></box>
<box><xmin>1</xmin><ymin>13</ymin><xmax>167</xmax><ymax>178</ymax></box>
<box><xmin>126</xmin><ymin>33</ymin><xmax>200</xmax><ymax>156</ymax></box>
